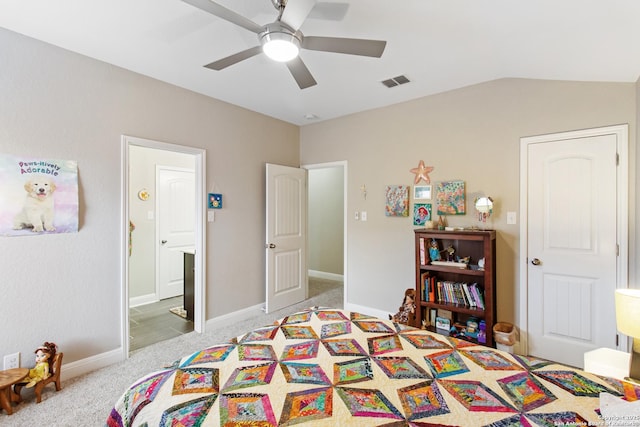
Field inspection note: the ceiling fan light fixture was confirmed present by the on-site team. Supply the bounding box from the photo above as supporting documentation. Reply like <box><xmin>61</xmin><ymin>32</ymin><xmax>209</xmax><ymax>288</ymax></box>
<box><xmin>261</xmin><ymin>30</ymin><xmax>300</xmax><ymax>62</ymax></box>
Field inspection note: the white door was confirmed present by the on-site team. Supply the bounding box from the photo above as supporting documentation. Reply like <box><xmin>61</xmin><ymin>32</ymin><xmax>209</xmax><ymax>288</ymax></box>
<box><xmin>157</xmin><ymin>167</ymin><xmax>195</xmax><ymax>300</ymax></box>
<box><xmin>524</xmin><ymin>126</ymin><xmax>627</xmax><ymax>368</ymax></box>
<box><xmin>265</xmin><ymin>163</ymin><xmax>307</xmax><ymax>313</ymax></box>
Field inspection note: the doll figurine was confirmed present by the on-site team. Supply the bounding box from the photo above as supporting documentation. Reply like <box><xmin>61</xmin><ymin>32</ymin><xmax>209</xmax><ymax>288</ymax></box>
<box><xmin>428</xmin><ymin>238</ymin><xmax>441</xmax><ymax>262</ymax></box>
<box><xmin>391</xmin><ymin>289</ymin><xmax>416</xmax><ymax>325</ymax></box>
<box><xmin>23</xmin><ymin>342</ymin><xmax>57</xmax><ymax>388</ymax></box>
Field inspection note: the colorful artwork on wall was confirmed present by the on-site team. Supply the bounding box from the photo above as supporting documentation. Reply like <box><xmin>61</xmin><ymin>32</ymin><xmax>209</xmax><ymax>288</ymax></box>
<box><xmin>0</xmin><ymin>154</ymin><xmax>79</xmax><ymax>236</ymax></box>
<box><xmin>208</xmin><ymin>193</ymin><xmax>222</xmax><ymax>209</ymax></box>
<box><xmin>413</xmin><ymin>203</ymin><xmax>432</xmax><ymax>226</ymax></box>
<box><xmin>385</xmin><ymin>185</ymin><xmax>409</xmax><ymax>217</ymax></box>
<box><xmin>436</xmin><ymin>180</ymin><xmax>466</xmax><ymax>216</ymax></box>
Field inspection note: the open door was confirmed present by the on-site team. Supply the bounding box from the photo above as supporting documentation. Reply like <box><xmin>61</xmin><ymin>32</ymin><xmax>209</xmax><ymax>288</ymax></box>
<box><xmin>265</xmin><ymin>163</ymin><xmax>307</xmax><ymax>313</ymax></box>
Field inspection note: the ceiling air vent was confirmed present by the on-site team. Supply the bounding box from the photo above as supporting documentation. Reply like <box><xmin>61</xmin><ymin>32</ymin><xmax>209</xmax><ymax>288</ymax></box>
<box><xmin>381</xmin><ymin>75</ymin><xmax>410</xmax><ymax>88</ymax></box>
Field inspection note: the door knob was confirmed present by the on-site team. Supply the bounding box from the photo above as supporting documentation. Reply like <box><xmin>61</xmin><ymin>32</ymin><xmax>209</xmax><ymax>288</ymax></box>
<box><xmin>266</xmin><ymin>243</ymin><xmax>276</xmax><ymax>249</ymax></box>
<box><xmin>161</xmin><ymin>240</ymin><xmax>167</xmax><ymax>244</ymax></box>
<box><xmin>531</xmin><ymin>258</ymin><xmax>541</xmax><ymax>266</ymax></box>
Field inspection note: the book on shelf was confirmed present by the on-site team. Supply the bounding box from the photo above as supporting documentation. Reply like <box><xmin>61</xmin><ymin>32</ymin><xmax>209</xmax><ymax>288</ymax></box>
<box><xmin>428</xmin><ymin>276</ymin><xmax>435</xmax><ymax>302</ymax></box>
<box><xmin>433</xmin><ymin>280</ymin><xmax>485</xmax><ymax>309</ymax></box>
<box><xmin>420</xmin><ymin>272</ymin><xmax>428</xmax><ymax>301</ymax></box>
<box><xmin>462</xmin><ymin>283</ymin><xmax>475</xmax><ymax>308</ymax></box>
<box><xmin>419</xmin><ymin>237</ymin><xmax>426</xmax><ymax>265</ymax></box>
<box><xmin>470</xmin><ymin>283</ymin><xmax>485</xmax><ymax>309</ymax></box>
<box><xmin>420</xmin><ymin>272</ymin><xmax>437</xmax><ymax>302</ymax></box>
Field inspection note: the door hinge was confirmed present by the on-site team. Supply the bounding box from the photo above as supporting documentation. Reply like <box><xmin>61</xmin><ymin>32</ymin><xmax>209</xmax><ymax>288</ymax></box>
<box><xmin>616</xmin><ymin>334</ymin><xmax>619</xmax><ymax>347</ymax></box>
<box><xmin>616</xmin><ymin>152</ymin><xmax>619</xmax><ymax>166</ymax></box>
<box><xmin>616</xmin><ymin>244</ymin><xmax>620</xmax><ymax>256</ymax></box>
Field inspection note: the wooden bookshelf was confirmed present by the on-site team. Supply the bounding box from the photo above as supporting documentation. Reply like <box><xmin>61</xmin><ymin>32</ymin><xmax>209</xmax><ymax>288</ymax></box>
<box><xmin>414</xmin><ymin>229</ymin><xmax>497</xmax><ymax>347</ymax></box>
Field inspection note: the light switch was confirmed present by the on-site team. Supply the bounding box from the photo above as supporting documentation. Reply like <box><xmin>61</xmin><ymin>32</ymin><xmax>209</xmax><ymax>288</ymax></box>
<box><xmin>354</xmin><ymin>211</ymin><xmax>359</xmax><ymax>221</ymax></box>
<box><xmin>507</xmin><ymin>211</ymin><xmax>517</xmax><ymax>225</ymax></box>
<box><xmin>208</xmin><ymin>211</ymin><xmax>215</xmax><ymax>222</ymax></box>
<box><xmin>147</xmin><ymin>210</ymin><xmax>154</xmax><ymax>220</ymax></box>
<box><xmin>361</xmin><ymin>211</ymin><xmax>367</xmax><ymax>221</ymax></box>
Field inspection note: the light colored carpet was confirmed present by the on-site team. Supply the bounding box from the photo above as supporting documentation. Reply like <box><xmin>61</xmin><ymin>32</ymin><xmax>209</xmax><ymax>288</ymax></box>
<box><xmin>3</xmin><ymin>278</ymin><xmax>343</xmax><ymax>426</ymax></box>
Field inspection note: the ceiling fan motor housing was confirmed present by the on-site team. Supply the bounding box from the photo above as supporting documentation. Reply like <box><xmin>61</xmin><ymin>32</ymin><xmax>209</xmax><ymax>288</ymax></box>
<box><xmin>260</xmin><ymin>22</ymin><xmax>303</xmax><ymax>62</ymax></box>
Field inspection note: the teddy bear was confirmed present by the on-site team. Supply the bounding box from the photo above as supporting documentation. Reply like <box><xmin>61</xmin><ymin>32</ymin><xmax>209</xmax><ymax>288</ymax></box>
<box><xmin>22</xmin><ymin>342</ymin><xmax>57</xmax><ymax>388</ymax></box>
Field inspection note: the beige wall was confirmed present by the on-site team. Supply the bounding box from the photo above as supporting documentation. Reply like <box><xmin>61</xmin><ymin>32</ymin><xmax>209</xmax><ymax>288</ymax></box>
<box><xmin>308</xmin><ymin>167</ymin><xmax>344</xmax><ymax>275</ymax></box>
<box><xmin>0</xmin><ymin>28</ymin><xmax>299</xmax><ymax>367</ymax></box>
<box><xmin>300</xmin><ymin>78</ymin><xmax>637</xmax><ymax>326</ymax></box>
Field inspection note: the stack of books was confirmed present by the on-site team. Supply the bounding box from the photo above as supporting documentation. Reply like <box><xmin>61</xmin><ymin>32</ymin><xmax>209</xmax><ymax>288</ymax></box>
<box><xmin>434</xmin><ymin>281</ymin><xmax>485</xmax><ymax>309</ymax></box>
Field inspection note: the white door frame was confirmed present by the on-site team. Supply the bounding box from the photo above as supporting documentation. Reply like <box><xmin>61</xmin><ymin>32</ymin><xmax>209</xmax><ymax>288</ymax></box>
<box><xmin>302</xmin><ymin>160</ymin><xmax>348</xmax><ymax>309</ymax></box>
<box><xmin>518</xmin><ymin>124</ymin><xmax>629</xmax><ymax>355</ymax></box>
<box><xmin>121</xmin><ymin>135</ymin><xmax>207</xmax><ymax>358</ymax></box>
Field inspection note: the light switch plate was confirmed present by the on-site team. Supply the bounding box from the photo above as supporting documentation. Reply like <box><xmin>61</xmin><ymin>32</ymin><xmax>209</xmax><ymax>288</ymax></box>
<box><xmin>507</xmin><ymin>211</ymin><xmax>517</xmax><ymax>225</ymax></box>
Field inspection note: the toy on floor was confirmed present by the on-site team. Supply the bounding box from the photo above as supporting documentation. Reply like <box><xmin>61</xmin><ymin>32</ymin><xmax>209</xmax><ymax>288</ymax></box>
<box><xmin>23</xmin><ymin>342</ymin><xmax>57</xmax><ymax>388</ymax></box>
<box><xmin>390</xmin><ymin>288</ymin><xmax>416</xmax><ymax>325</ymax></box>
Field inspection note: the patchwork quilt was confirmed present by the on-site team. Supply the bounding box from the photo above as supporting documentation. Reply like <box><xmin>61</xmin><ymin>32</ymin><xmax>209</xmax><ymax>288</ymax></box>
<box><xmin>107</xmin><ymin>308</ymin><xmax>640</xmax><ymax>426</ymax></box>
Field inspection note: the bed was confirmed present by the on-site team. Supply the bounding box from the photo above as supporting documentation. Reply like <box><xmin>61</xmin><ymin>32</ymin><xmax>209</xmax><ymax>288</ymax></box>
<box><xmin>107</xmin><ymin>307</ymin><xmax>639</xmax><ymax>426</ymax></box>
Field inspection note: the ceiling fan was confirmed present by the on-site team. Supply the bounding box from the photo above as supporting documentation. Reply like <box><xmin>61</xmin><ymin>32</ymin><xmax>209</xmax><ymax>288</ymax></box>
<box><xmin>182</xmin><ymin>0</ymin><xmax>387</xmax><ymax>89</ymax></box>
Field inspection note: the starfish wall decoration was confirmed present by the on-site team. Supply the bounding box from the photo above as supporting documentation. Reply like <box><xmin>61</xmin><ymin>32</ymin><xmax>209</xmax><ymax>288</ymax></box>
<box><xmin>410</xmin><ymin>160</ymin><xmax>434</xmax><ymax>184</ymax></box>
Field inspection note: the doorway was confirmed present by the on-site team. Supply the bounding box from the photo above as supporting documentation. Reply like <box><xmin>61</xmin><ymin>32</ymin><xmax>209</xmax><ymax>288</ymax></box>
<box><xmin>518</xmin><ymin>125</ymin><xmax>628</xmax><ymax>368</ymax></box>
<box><xmin>121</xmin><ymin>135</ymin><xmax>206</xmax><ymax>357</ymax></box>
<box><xmin>304</xmin><ymin>161</ymin><xmax>347</xmax><ymax>305</ymax></box>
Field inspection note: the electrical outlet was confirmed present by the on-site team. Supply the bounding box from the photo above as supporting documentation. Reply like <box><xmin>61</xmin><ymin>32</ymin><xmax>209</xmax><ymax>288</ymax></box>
<box><xmin>4</xmin><ymin>352</ymin><xmax>20</xmax><ymax>370</ymax></box>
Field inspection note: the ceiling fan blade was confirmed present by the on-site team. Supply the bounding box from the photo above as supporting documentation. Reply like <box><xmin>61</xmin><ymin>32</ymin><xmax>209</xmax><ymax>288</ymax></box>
<box><xmin>286</xmin><ymin>56</ymin><xmax>317</xmax><ymax>89</ymax></box>
<box><xmin>182</xmin><ymin>0</ymin><xmax>263</xmax><ymax>34</ymax></box>
<box><xmin>308</xmin><ymin>2</ymin><xmax>349</xmax><ymax>21</ymax></box>
<box><xmin>204</xmin><ymin>46</ymin><xmax>263</xmax><ymax>70</ymax></box>
<box><xmin>281</xmin><ymin>0</ymin><xmax>316</xmax><ymax>31</ymax></box>
<box><xmin>302</xmin><ymin>36</ymin><xmax>386</xmax><ymax>57</ymax></box>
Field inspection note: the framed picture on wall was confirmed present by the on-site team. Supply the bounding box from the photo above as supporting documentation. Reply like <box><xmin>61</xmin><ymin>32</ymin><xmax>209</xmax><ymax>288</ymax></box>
<box><xmin>414</xmin><ymin>185</ymin><xmax>432</xmax><ymax>200</ymax></box>
<box><xmin>413</xmin><ymin>203</ymin><xmax>432</xmax><ymax>226</ymax></box>
<box><xmin>385</xmin><ymin>185</ymin><xmax>409</xmax><ymax>217</ymax></box>
<box><xmin>208</xmin><ymin>193</ymin><xmax>222</xmax><ymax>209</ymax></box>
<box><xmin>436</xmin><ymin>180</ymin><xmax>465</xmax><ymax>215</ymax></box>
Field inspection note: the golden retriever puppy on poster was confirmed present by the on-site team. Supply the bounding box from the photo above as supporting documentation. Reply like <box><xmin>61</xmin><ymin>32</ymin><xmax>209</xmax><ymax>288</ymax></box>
<box><xmin>13</xmin><ymin>176</ymin><xmax>57</xmax><ymax>232</ymax></box>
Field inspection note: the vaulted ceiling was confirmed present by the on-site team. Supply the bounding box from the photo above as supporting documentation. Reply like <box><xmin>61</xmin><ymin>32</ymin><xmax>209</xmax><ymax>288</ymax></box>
<box><xmin>1</xmin><ymin>0</ymin><xmax>640</xmax><ymax>125</ymax></box>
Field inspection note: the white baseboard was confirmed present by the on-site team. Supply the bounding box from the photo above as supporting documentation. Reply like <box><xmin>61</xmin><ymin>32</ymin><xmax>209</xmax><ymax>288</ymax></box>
<box><xmin>130</xmin><ymin>293</ymin><xmax>158</xmax><ymax>308</ymax></box>
<box><xmin>308</xmin><ymin>270</ymin><xmax>344</xmax><ymax>282</ymax></box>
<box><xmin>344</xmin><ymin>302</ymin><xmax>390</xmax><ymax>320</ymax></box>
<box><xmin>59</xmin><ymin>348</ymin><xmax>124</xmax><ymax>382</ymax></box>
<box><xmin>58</xmin><ymin>304</ymin><xmax>267</xmax><ymax>382</ymax></box>
<box><xmin>205</xmin><ymin>303</ymin><xmax>265</xmax><ymax>330</ymax></box>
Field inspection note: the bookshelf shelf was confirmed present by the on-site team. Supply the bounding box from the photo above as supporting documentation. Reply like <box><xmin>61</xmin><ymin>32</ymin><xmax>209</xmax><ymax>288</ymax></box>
<box><xmin>414</xmin><ymin>229</ymin><xmax>497</xmax><ymax>347</ymax></box>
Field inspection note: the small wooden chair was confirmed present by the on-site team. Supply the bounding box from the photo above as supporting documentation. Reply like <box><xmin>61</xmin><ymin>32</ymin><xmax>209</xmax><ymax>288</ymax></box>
<box><xmin>14</xmin><ymin>352</ymin><xmax>63</xmax><ymax>403</ymax></box>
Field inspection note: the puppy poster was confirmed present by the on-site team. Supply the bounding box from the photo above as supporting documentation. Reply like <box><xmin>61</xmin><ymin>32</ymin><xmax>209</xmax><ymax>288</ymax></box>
<box><xmin>0</xmin><ymin>154</ymin><xmax>79</xmax><ymax>236</ymax></box>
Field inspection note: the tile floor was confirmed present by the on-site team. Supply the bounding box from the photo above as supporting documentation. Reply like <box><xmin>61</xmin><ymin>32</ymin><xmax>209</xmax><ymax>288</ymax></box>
<box><xmin>129</xmin><ymin>296</ymin><xmax>193</xmax><ymax>352</ymax></box>
<box><xmin>128</xmin><ymin>278</ymin><xmax>343</xmax><ymax>352</ymax></box>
